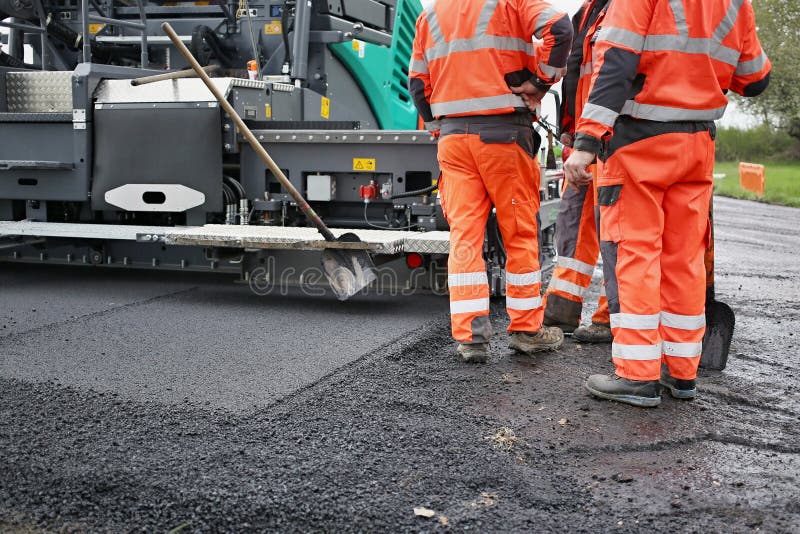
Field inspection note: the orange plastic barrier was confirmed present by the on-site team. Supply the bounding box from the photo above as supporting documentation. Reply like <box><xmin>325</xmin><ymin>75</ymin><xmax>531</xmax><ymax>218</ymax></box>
<box><xmin>739</xmin><ymin>162</ymin><xmax>765</xmax><ymax>196</ymax></box>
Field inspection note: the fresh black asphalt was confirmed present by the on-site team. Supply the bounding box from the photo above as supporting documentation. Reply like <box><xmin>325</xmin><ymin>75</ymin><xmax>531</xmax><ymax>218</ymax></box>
<box><xmin>1</xmin><ymin>196</ymin><xmax>798</xmax><ymax>532</ymax></box>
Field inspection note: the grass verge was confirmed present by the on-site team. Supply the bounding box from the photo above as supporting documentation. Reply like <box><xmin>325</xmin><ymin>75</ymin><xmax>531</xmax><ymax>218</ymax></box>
<box><xmin>713</xmin><ymin>161</ymin><xmax>800</xmax><ymax>208</ymax></box>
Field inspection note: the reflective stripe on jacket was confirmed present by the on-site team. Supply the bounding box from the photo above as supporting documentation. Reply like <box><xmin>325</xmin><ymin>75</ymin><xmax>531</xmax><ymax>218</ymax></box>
<box><xmin>573</xmin><ymin>0</ymin><xmax>771</xmax><ymax>153</ymax></box>
<box><xmin>408</xmin><ymin>0</ymin><xmax>572</xmax><ymax>121</ymax></box>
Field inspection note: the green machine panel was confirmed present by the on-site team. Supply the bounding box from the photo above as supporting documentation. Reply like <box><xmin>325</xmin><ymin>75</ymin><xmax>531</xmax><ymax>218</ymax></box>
<box><xmin>329</xmin><ymin>0</ymin><xmax>422</xmax><ymax>130</ymax></box>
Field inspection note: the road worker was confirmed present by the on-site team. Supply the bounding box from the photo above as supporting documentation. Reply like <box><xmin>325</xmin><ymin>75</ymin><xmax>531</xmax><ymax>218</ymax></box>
<box><xmin>541</xmin><ymin>0</ymin><xmax>613</xmax><ymax>344</ymax></box>
<box><xmin>563</xmin><ymin>0</ymin><xmax>770</xmax><ymax>406</ymax></box>
<box><xmin>408</xmin><ymin>0</ymin><xmax>573</xmax><ymax>362</ymax></box>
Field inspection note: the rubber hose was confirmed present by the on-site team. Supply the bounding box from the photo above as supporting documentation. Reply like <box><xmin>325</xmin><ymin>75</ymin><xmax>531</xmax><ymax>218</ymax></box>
<box><xmin>223</xmin><ymin>175</ymin><xmax>246</xmax><ymax>200</ymax></box>
<box><xmin>46</xmin><ymin>13</ymin><xmax>82</xmax><ymax>50</ymax></box>
<box><xmin>222</xmin><ymin>180</ymin><xmax>238</xmax><ymax>203</ymax></box>
<box><xmin>211</xmin><ymin>0</ymin><xmax>236</xmax><ymax>24</ymax></box>
<box><xmin>281</xmin><ymin>0</ymin><xmax>294</xmax><ymax>65</ymax></box>
<box><xmin>222</xmin><ymin>182</ymin><xmax>234</xmax><ymax>205</ymax></box>
<box><xmin>388</xmin><ymin>184</ymin><xmax>438</xmax><ymax>200</ymax></box>
<box><xmin>191</xmin><ymin>25</ymin><xmax>235</xmax><ymax>67</ymax></box>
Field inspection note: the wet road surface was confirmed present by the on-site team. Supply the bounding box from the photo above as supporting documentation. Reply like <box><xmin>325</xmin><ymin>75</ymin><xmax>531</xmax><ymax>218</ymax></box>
<box><xmin>1</xmin><ymin>196</ymin><xmax>798</xmax><ymax>532</ymax></box>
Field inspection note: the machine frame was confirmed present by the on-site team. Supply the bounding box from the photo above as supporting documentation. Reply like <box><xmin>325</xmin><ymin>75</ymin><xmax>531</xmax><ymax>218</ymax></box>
<box><xmin>0</xmin><ymin>0</ymin><xmax>563</xmax><ymax>296</ymax></box>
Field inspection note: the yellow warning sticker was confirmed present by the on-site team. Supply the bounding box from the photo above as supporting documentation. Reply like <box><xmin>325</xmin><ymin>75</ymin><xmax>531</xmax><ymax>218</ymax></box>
<box><xmin>320</xmin><ymin>97</ymin><xmax>330</xmax><ymax>119</ymax></box>
<box><xmin>265</xmin><ymin>103</ymin><xmax>272</xmax><ymax>119</ymax></box>
<box><xmin>352</xmin><ymin>39</ymin><xmax>366</xmax><ymax>58</ymax></box>
<box><xmin>88</xmin><ymin>23</ymin><xmax>105</xmax><ymax>35</ymax></box>
<box><xmin>264</xmin><ymin>21</ymin><xmax>283</xmax><ymax>35</ymax></box>
<box><xmin>353</xmin><ymin>158</ymin><xmax>376</xmax><ymax>172</ymax></box>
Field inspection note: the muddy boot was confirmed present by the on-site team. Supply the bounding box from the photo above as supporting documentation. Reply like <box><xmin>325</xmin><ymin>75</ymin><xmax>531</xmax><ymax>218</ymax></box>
<box><xmin>456</xmin><ymin>343</ymin><xmax>488</xmax><ymax>364</ymax></box>
<box><xmin>573</xmin><ymin>322</ymin><xmax>613</xmax><ymax>343</ymax></box>
<box><xmin>585</xmin><ymin>374</ymin><xmax>661</xmax><ymax>407</ymax></box>
<box><xmin>660</xmin><ymin>369</ymin><xmax>696</xmax><ymax>399</ymax></box>
<box><xmin>508</xmin><ymin>327</ymin><xmax>564</xmax><ymax>354</ymax></box>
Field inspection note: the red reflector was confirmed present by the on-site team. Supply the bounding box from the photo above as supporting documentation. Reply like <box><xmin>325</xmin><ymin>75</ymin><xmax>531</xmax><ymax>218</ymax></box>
<box><xmin>406</xmin><ymin>253</ymin><xmax>424</xmax><ymax>269</ymax></box>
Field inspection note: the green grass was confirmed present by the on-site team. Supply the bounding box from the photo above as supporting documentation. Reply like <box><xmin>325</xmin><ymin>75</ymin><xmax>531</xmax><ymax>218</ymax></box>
<box><xmin>713</xmin><ymin>161</ymin><xmax>800</xmax><ymax>208</ymax></box>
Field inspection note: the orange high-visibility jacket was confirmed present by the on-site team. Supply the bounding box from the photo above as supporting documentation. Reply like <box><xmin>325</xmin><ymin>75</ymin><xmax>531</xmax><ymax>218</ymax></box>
<box><xmin>560</xmin><ymin>0</ymin><xmax>610</xmax><ymax>143</ymax></box>
<box><xmin>574</xmin><ymin>0</ymin><xmax>771</xmax><ymax>153</ymax></box>
<box><xmin>408</xmin><ymin>0</ymin><xmax>573</xmax><ymax>122</ymax></box>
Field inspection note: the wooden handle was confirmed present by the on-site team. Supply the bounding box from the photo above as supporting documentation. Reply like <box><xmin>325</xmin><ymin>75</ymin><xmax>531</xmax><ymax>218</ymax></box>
<box><xmin>131</xmin><ymin>65</ymin><xmax>220</xmax><ymax>86</ymax></box>
<box><xmin>161</xmin><ymin>22</ymin><xmax>336</xmax><ymax>242</ymax></box>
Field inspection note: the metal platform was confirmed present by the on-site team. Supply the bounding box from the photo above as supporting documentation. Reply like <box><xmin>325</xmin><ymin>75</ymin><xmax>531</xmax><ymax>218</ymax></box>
<box><xmin>0</xmin><ymin>222</ymin><xmax>452</xmax><ymax>255</ymax></box>
<box><xmin>403</xmin><ymin>231</ymin><xmax>450</xmax><ymax>254</ymax></box>
<box><xmin>165</xmin><ymin>226</ymin><xmax>416</xmax><ymax>254</ymax></box>
<box><xmin>0</xmin><ymin>221</ymin><xmax>175</xmax><ymax>241</ymax></box>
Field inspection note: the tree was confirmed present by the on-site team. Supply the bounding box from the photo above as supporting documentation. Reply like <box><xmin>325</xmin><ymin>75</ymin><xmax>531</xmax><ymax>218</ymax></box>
<box><xmin>735</xmin><ymin>0</ymin><xmax>800</xmax><ymax>139</ymax></box>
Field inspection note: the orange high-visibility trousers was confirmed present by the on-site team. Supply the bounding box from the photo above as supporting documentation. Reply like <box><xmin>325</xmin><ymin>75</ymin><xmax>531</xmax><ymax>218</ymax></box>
<box><xmin>598</xmin><ymin>125</ymin><xmax>714</xmax><ymax>381</ymax></box>
<box><xmin>438</xmin><ymin>133</ymin><xmax>542</xmax><ymax>343</ymax></box>
<box><xmin>543</xmin><ymin>169</ymin><xmax>610</xmax><ymax>329</ymax></box>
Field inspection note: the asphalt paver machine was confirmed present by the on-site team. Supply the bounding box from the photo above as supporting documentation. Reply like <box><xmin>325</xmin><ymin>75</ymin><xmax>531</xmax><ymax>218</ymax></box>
<box><xmin>0</xmin><ymin>0</ymin><xmax>562</xmax><ymax>295</ymax></box>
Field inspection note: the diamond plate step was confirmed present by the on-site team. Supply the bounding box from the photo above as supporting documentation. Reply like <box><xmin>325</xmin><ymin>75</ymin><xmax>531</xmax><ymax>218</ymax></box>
<box><xmin>164</xmin><ymin>225</ymin><xmax>417</xmax><ymax>254</ymax></box>
<box><xmin>0</xmin><ymin>222</ymin><xmax>454</xmax><ymax>255</ymax></box>
<box><xmin>0</xmin><ymin>221</ymin><xmax>173</xmax><ymax>241</ymax></box>
<box><xmin>403</xmin><ymin>231</ymin><xmax>450</xmax><ymax>254</ymax></box>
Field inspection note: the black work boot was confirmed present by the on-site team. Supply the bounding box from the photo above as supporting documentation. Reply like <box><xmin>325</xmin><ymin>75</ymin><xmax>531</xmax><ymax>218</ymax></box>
<box><xmin>573</xmin><ymin>322</ymin><xmax>613</xmax><ymax>343</ymax></box>
<box><xmin>660</xmin><ymin>368</ymin><xmax>697</xmax><ymax>399</ymax></box>
<box><xmin>585</xmin><ymin>374</ymin><xmax>661</xmax><ymax>407</ymax></box>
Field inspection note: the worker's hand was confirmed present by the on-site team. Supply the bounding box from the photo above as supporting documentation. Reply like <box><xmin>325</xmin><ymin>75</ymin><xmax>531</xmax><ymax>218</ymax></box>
<box><xmin>425</xmin><ymin>119</ymin><xmax>442</xmax><ymax>138</ymax></box>
<box><xmin>509</xmin><ymin>81</ymin><xmax>547</xmax><ymax>113</ymax></box>
<box><xmin>563</xmin><ymin>149</ymin><xmax>595</xmax><ymax>191</ymax></box>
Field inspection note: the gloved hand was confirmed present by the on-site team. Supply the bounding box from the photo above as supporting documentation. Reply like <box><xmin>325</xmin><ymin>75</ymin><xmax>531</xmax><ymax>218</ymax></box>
<box><xmin>425</xmin><ymin>119</ymin><xmax>442</xmax><ymax>138</ymax></box>
<box><xmin>508</xmin><ymin>80</ymin><xmax>548</xmax><ymax>113</ymax></box>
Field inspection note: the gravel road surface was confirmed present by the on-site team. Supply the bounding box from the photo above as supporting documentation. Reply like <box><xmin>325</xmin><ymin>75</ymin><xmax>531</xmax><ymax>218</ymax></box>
<box><xmin>1</xmin><ymin>196</ymin><xmax>798</xmax><ymax>532</ymax></box>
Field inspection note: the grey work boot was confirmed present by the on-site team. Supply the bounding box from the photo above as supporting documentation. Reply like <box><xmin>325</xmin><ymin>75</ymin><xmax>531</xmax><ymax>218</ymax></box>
<box><xmin>457</xmin><ymin>343</ymin><xmax>489</xmax><ymax>364</ymax></box>
<box><xmin>508</xmin><ymin>327</ymin><xmax>564</xmax><ymax>354</ymax></box>
<box><xmin>573</xmin><ymin>322</ymin><xmax>613</xmax><ymax>343</ymax></box>
<box><xmin>660</xmin><ymin>368</ymin><xmax>697</xmax><ymax>400</ymax></box>
<box><xmin>585</xmin><ymin>374</ymin><xmax>661</xmax><ymax>407</ymax></box>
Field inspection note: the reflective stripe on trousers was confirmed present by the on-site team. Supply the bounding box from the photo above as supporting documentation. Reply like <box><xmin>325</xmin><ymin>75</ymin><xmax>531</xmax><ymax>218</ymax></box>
<box><xmin>507</xmin><ymin>270</ymin><xmax>542</xmax><ymax>313</ymax></box>
<box><xmin>448</xmin><ymin>270</ymin><xmax>491</xmax><ymax>343</ymax></box>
